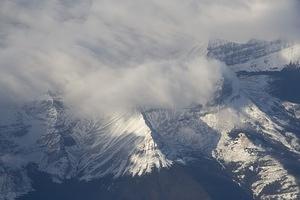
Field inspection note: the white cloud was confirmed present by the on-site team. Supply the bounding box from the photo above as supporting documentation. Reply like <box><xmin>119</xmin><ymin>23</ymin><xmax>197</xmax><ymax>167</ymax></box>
<box><xmin>0</xmin><ymin>0</ymin><xmax>299</xmax><ymax>114</ymax></box>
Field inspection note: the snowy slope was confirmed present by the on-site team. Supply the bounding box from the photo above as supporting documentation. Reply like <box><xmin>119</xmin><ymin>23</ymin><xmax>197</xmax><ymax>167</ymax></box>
<box><xmin>0</xmin><ymin>94</ymin><xmax>172</xmax><ymax>199</ymax></box>
<box><xmin>208</xmin><ymin>39</ymin><xmax>300</xmax><ymax>72</ymax></box>
<box><xmin>201</xmin><ymin>90</ymin><xmax>300</xmax><ymax>199</ymax></box>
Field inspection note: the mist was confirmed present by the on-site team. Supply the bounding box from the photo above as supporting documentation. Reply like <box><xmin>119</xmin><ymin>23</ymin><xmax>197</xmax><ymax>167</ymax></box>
<box><xmin>0</xmin><ymin>0</ymin><xmax>299</xmax><ymax>114</ymax></box>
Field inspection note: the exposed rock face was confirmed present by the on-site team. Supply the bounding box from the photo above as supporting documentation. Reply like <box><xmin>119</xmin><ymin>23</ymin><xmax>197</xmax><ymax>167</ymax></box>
<box><xmin>208</xmin><ymin>39</ymin><xmax>300</xmax><ymax>72</ymax></box>
<box><xmin>208</xmin><ymin>39</ymin><xmax>290</xmax><ymax>66</ymax></box>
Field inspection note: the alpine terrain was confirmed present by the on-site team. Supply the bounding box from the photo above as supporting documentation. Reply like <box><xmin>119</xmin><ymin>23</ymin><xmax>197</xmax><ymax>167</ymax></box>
<box><xmin>1</xmin><ymin>39</ymin><xmax>300</xmax><ymax>200</ymax></box>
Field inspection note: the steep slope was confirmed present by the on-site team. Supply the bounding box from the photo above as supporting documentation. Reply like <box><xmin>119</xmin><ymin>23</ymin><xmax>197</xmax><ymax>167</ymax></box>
<box><xmin>208</xmin><ymin>39</ymin><xmax>300</xmax><ymax>72</ymax></box>
<box><xmin>0</xmin><ymin>94</ymin><xmax>172</xmax><ymax>199</ymax></box>
<box><xmin>201</xmin><ymin>88</ymin><xmax>300</xmax><ymax>199</ymax></box>
<box><xmin>205</xmin><ymin>39</ymin><xmax>300</xmax><ymax>199</ymax></box>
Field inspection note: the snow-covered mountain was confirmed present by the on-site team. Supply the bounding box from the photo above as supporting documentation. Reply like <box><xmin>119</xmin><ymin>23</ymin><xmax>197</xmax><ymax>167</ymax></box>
<box><xmin>208</xmin><ymin>39</ymin><xmax>300</xmax><ymax>72</ymax></box>
<box><xmin>1</xmin><ymin>39</ymin><xmax>300</xmax><ymax>200</ymax></box>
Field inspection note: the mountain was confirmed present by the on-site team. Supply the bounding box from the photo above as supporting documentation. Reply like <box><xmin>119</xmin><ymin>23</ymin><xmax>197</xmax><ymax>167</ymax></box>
<box><xmin>1</xmin><ymin>40</ymin><xmax>300</xmax><ymax>200</ymax></box>
<box><xmin>208</xmin><ymin>39</ymin><xmax>300</xmax><ymax>72</ymax></box>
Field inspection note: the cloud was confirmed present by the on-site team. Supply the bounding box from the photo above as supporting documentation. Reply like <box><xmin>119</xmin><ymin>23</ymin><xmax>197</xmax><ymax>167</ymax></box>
<box><xmin>64</xmin><ymin>57</ymin><xmax>223</xmax><ymax>114</ymax></box>
<box><xmin>0</xmin><ymin>0</ymin><xmax>299</xmax><ymax>114</ymax></box>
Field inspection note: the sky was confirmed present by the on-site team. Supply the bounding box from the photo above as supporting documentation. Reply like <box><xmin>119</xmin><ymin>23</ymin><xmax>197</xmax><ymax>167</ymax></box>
<box><xmin>0</xmin><ymin>0</ymin><xmax>299</xmax><ymax>114</ymax></box>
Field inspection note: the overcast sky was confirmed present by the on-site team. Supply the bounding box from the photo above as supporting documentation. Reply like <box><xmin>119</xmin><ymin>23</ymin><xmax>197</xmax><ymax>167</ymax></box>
<box><xmin>0</xmin><ymin>0</ymin><xmax>299</xmax><ymax>114</ymax></box>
